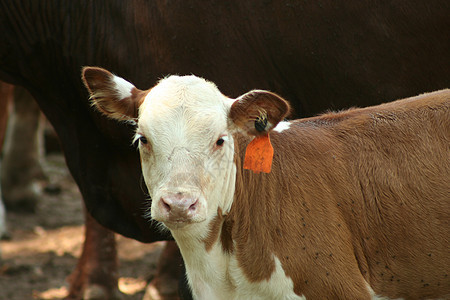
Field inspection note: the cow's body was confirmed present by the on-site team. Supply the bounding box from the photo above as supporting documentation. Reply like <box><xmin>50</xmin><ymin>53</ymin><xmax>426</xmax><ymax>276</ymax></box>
<box><xmin>170</xmin><ymin>90</ymin><xmax>450</xmax><ymax>300</ymax></box>
<box><xmin>84</xmin><ymin>67</ymin><xmax>449</xmax><ymax>299</ymax></box>
<box><xmin>214</xmin><ymin>91</ymin><xmax>449</xmax><ymax>299</ymax></box>
<box><xmin>1</xmin><ymin>1</ymin><xmax>450</xmax><ymax>297</ymax></box>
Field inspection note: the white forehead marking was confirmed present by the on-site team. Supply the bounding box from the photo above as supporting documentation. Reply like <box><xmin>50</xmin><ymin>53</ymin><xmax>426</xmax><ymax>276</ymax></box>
<box><xmin>140</xmin><ymin>75</ymin><xmax>229</xmax><ymax>123</ymax></box>
<box><xmin>138</xmin><ymin>75</ymin><xmax>231</xmax><ymax>151</ymax></box>
<box><xmin>145</xmin><ymin>75</ymin><xmax>224</xmax><ymax>107</ymax></box>
<box><xmin>112</xmin><ymin>74</ymin><xmax>134</xmax><ymax>99</ymax></box>
<box><xmin>273</xmin><ymin>121</ymin><xmax>291</xmax><ymax>133</ymax></box>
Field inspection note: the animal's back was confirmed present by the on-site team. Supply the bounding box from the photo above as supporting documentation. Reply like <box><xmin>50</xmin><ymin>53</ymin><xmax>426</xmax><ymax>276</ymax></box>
<box><xmin>329</xmin><ymin>90</ymin><xmax>450</xmax><ymax>298</ymax></box>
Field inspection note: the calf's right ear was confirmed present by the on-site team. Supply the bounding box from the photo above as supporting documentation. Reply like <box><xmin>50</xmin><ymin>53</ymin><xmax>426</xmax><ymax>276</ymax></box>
<box><xmin>229</xmin><ymin>90</ymin><xmax>290</xmax><ymax>174</ymax></box>
<box><xmin>82</xmin><ymin>67</ymin><xmax>147</xmax><ymax>121</ymax></box>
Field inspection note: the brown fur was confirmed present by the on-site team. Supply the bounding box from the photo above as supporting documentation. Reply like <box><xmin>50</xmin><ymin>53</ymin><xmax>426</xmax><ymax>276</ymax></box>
<box><xmin>230</xmin><ymin>90</ymin><xmax>291</xmax><ymax>135</ymax></box>
<box><xmin>82</xmin><ymin>67</ymin><xmax>148</xmax><ymax>120</ymax></box>
<box><xmin>208</xmin><ymin>90</ymin><xmax>449</xmax><ymax>299</ymax></box>
<box><xmin>203</xmin><ymin>208</ymin><xmax>226</xmax><ymax>252</ymax></box>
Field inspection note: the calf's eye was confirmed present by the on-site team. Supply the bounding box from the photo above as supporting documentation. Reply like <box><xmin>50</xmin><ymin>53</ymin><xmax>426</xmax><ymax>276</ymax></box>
<box><xmin>216</xmin><ymin>138</ymin><xmax>225</xmax><ymax>146</ymax></box>
<box><xmin>139</xmin><ymin>136</ymin><xmax>148</xmax><ymax>144</ymax></box>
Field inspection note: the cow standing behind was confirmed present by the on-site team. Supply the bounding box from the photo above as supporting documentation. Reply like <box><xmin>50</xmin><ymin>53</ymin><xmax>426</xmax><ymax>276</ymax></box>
<box><xmin>83</xmin><ymin>67</ymin><xmax>449</xmax><ymax>300</ymax></box>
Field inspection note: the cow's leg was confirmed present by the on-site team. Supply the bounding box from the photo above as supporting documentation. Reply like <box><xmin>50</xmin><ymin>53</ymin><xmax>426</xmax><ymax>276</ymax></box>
<box><xmin>67</xmin><ymin>208</ymin><xmax>121</xmax><ymax>300</ymax></box>
<box><xmin>144</xmin><ymin>241</ymin><xmax>186</xmax><ymax>300</ymax></box>
<box><xmin>0</xmin><ymin>81</ymin><xmax>13</xmax><ymax>240</ymax></box>
<box><xmin>1</xmin><ymin>85</ymin><xmax>45</xmax><ymax>212</ymax></box>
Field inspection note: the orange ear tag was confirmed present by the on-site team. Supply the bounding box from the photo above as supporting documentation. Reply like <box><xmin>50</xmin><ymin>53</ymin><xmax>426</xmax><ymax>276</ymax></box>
<box><xmin>243</xmin><ymin>134</ymin><xmax>274</xmax><ymax>174</ymax></box>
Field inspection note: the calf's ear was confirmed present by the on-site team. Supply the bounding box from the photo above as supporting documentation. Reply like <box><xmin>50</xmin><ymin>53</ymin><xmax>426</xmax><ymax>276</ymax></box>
<box><xmin>82</xmin><ymin>66</ymin><xmax>147</xmax><ymax>121</ymax></box>
<box><xmin>229</xmin><ymin>90</ymin><xmax>290</xmax><ymax>136</ymax></box>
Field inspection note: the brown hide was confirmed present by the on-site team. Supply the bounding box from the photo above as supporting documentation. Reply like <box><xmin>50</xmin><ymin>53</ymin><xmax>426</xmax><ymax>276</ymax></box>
<box><xmin>217</xmin><ymin>90</ymin><xmax>449</xmax><ymax>299</ymax></box>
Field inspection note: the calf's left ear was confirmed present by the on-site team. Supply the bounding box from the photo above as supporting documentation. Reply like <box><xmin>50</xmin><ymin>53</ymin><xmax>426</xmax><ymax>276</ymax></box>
<box><xmin>82</xmin><ymin>66</ymin><xmax>147</xmax><ymax>121</ymax></box>
<box><xmin>229</xmin><ymin>90</ymin><xmax>290</xmax><ymax>136</ymax></box>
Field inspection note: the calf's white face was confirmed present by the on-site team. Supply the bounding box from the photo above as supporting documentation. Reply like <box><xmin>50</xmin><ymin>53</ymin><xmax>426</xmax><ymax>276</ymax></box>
<box><xmin>82</xmin><ymin>67</ymin><xmax>289</xmax><ymax>231</ymax></box>
<box><xmin>136</xmin><ymin>76</ymin><xmax>237</xmax><ymax>229</ymax></box>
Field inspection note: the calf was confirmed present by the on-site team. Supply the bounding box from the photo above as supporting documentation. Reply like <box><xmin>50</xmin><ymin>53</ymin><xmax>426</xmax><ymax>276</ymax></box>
<box><xmin>83</xmin><ymin>67</ymin><xmax>449</xmax><ymax>300</ymax></box>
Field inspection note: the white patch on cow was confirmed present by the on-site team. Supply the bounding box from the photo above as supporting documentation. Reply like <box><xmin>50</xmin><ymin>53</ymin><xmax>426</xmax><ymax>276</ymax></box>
<box><xmin>176</xmin><ymin>237</ymin><xmax>232</xmax><ymax>300</ymax></box>
<box><xmin>112</xmin><ymin>74</ymin><xmax>134</xmax><ymax>100</ymax></box>
<box><xmin>228</xmin><ymin>255</ymin><xmax>306</xmax><ymax>300</ymax></box>
<box><xmin>366</xmin><ymin>283</ymin><xmax>404</xmax><ymax>300</ymax></box>
<box><xmin>176</xmin><ymin>234</ymin><xmax>305</xmax><ymax>300</ymax></box>
<box><xmin>273</xmin><ymin>120</ymin><xmax>291</xmax><ymax>133</ymax></box>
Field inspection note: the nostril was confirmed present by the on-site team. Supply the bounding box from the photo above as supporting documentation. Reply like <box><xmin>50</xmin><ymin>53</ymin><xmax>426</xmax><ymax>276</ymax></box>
<box><xmin>189</xmin><ymin>199</ymin><xmax>198</xmax><ymax>211</ymax></box>
<box><xmin>161</xmin><ymin>198</ymin><xmax>171</xmax><ymax>211</ymax></box>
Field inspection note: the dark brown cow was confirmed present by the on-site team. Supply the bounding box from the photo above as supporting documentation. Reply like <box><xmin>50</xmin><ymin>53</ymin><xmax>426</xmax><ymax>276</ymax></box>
<box><xmin>84</xmin><ymin>67</ymin><xmax>449</xmax><ymax>299</ymax></box>
<box><xmin>0</xmin><ymin>1</ymin><xmax>449</xmax><ymax>298</ymax></box>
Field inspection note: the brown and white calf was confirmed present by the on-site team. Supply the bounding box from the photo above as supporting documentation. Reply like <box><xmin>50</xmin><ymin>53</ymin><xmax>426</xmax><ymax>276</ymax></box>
<box><xmin>83</xmin><ymin>66</ymin><xmax>449</xmax><ymax>300</ymax></box>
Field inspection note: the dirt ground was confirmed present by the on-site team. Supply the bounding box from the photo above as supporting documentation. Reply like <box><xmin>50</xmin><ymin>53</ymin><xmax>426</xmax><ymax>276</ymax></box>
<box><xmin>0</xmin><ymin>153</ymin><xmax>166</xmax><ymax>300</ymax></box>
